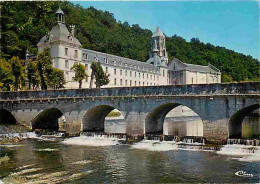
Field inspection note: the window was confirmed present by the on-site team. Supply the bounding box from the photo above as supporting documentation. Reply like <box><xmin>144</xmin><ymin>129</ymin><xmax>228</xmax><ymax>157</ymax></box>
<box><xmin>130</xmin><ymin>80</ymin><xmax>132</xmax><ymax>86</ymax></box>
<box><xmin>150</xmin><ymin>75</ymin><xmax>152</xmax><ymax>80</ymax></box>
<box><xmin>114</xmin><ymin>78</ymin><xmax>117</xmax><ymax>85</ymax></box>
<box><xmin>173</xmin><ymin>63</ymin><xmax>176</xmax><ymax>70</ymax></box>
<box><xmin>75</xmin><ymin>50</ymin><xmax>78</xmax><ymax>58</ymax></box>
<box><xmin>157</xmin><ymin>76</ymin><xmax>159</xmax><ymax>80</ymax></box>
<box><xmin>85</xmin><ymin>53</ymin><xmax>88</xmax><ymax>59</ymax></box>
<box><xmin>154</xmin><ymin>75</ymin><xmax>155</xmax><ymax>80</ymax></box>
<box><xmin>135</xmin><ymin>72</ymin><xmax>137</xmax><ymax>77</ymax></box>
<box><xmin>65</xmin><ymin>48</ymin><xmax>68</xmax><ymax>56</ymax></box>
<box><xmin>104</xmin><ymin>58</ymin><xmax>108</xmax><ymax>63</ymax></box>
<box><xmin>147</xmin><ymin>74</ymin><xmax>148</xmax><ymax>79</ymax></box>
<box><xmin>125</xmin><ymin>80</ymin><xmax>127</xmax><ymax>86</ymax></box>
<box><xmin>125</xmin><ymin>70</ymin><xmax>127</xmax><ymax>76</ymax></box>
<box><xmin>106</xmin><ymin>67</ymin><xmax>108</xmax><ymax>73</ymax></box>
<box><xmin>120</xmin><ymin>70</ymin><xmax>122</xmax><ymax>75</ymax></box>
<box><xmin>94</xmin><ymin>57</ymin><xmax>98</xmax><ymax>61</ymax></box>
<box><xmin>114</xmin><ymin>69</ymin><xmax>116</xmax><ymax>75</ymax></box>
<box><xmin>135</xmin><ymin>81</ymin><xmax>136</xmax><ymax>86</ymax></box>
<box><xmin>163</xmin><ymin>70</ymin><xmax>165</xmax><ymax>77</ymax></box>
<box><xmin>139</xmin><ymin>73</ymin><xmax>140</xmax><ymax>78</ymax></box>
<box><xmin>130</xmin><ymin>71</ymin><xmax>132</xmax><ymax>77</ymax></box>
<box><xmin>139</xmin><ymin>81</ymin><xmax>140</xmax><ymax>86</ymax></box>
<box><xmin>120</xmin><ymin>79</ymin><xmax>122</xmax><ymax>85</ymax></box>
<box><xmin>143</xmin><ymin>74</ymin><xmax>144</xmax><ymax>79</ymax></box>
<box><xmin>65</xmin><ymin>60</ymin><xmax>69</xmax><ymax>69</ymax></box>
<box><xmin>147</xmin><ymin>82</ymin><xmax>148</xmax><ymax>85</ymax></box>
<box><xmin>143</xmin><ymin>82</ymin><xmax>145</xmax><ymax>86</ymax></box>
<box><xmin>150</xmin><ymin>83</ymin><xmax>152</xmax><ymax>85</ymax></box>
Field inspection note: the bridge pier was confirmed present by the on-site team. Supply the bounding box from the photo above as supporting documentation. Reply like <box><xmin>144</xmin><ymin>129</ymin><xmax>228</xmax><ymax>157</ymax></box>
<box><xmin>203</xmin><ymin>119</ymin><xmax>229</xmax><ymax>142</ymax></box>
<box><xmin>125</xmin><ymin>111</ymin><xmax>146</xmax><ymax>135</ymax></box>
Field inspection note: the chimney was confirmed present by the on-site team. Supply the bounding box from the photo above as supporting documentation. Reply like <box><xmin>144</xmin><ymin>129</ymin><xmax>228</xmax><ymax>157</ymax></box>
<box><xmin>70</xmin><ymin>25</ymin><xmax>75</xmax><ymax>37</ymax></box>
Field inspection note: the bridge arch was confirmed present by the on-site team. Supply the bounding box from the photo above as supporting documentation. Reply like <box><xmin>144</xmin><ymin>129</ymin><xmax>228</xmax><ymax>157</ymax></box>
<box><xmin>31</xmin><ymin>108</ymin><xmax>63</xmax><ymax>130</ymax></box>
<box><xmin>228</xmin><ymin>104</ymin><xmax>260</xmax><ymax>138</ymax></box>
<box><xmin>145</xmin><ymin>103</ymin><xmax>203</xmax><ymax>136</ymax></box>
<box><xmin>82</xmin><ymin>105</ymin><xmax>125</xmax><ymax>132</ymax></box>
<box><xmin>0</xmin><ymin>109</ymin><xmax>17</xmax><ymax>125</ymax></box>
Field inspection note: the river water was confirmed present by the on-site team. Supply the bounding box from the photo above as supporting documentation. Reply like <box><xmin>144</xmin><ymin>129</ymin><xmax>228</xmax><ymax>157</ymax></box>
<box><xmin>0</xmin><ymin>136</ymin><xmax>260</xmax><ymax>183</ymax></box>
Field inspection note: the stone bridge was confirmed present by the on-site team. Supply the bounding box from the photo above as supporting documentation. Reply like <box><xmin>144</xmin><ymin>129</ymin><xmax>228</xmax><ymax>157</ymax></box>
<box><xmin>0</xmin><ymin>82</ymin><xmax>259</xmax><ymax>141</ymax></box>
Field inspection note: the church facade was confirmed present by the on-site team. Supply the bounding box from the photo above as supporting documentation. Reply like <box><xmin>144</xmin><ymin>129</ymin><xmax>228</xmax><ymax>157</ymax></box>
<box><xmin>37</xmin><ymin>8</ymin><xmax>221</xmax><ymax>89</ymax></box>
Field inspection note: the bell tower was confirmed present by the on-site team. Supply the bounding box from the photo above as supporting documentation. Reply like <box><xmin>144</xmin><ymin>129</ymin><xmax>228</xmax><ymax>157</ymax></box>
<box><xmin>149</xmin><ymin>27</ymin><xmax>168</xmax><ymax>64</ymax></box>
<box><xmin>56</xmin><ymin>7</ymin><xmax>65</xmax><ymax>24</ymax></box>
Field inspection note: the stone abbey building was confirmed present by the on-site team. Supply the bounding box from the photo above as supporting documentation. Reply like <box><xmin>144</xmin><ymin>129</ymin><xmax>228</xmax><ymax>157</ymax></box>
<box><xmin>37</xmin><ymin>8</ymin><xmax>221</xmax><ymax>89</ymax></box>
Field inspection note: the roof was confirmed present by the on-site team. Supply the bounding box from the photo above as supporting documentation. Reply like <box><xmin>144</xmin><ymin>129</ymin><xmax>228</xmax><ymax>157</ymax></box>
<box><xmin>82</xmin><ymin>49</ymin><xmax>160</xmax><ymax>74</ymax></box>
<box><xmin>186</xmin><ymin>63</ymin><xmax>220</xmax><ymax>73</ymax></box>
<box><xmin>152</xmin><ymin>27</ymin><xmax>165</xmax><ymax>37</ymax></box>
<box><xmin>146</xmin><ymin>55</ymin><xmax>162</xmax><ymax>66</ymax></box>
<box><xmin>169</xmin><ymin>58</ymin><xmax>221</xmax><ymax>74</ymax></box>
<box><xmin>37</xmin><ymin>23</ymin><xmax>81</xmax><ymax>46</ymax></box>
<box><xmin>56</xmin><ymin>7</ymin><xmax>64</xmax><ymax>14</ymax></box>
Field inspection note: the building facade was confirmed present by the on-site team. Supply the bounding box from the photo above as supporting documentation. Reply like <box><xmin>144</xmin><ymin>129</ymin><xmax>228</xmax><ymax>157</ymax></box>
<box><xmin>168</xmin><ymin>58</ymin><xmax>221</xmax><ymax>85</ymax></box>
<box><xmin>37</xmin><ymin>8</ymin><xmax>221</xmax><ymax>89</ymax></box>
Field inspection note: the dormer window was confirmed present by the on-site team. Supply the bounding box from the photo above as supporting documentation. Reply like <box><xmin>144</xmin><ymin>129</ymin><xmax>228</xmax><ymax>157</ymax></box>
<box><xmin>94</xmin><ymin>57</ymin><xmax>98</xmax><ymax>61</ymax></box>
<box><xmin>74</xmin><ymin>50</ymin><xmax>78</xmax><ymax>58</ymax></box>
<box><xmin>104</xmin><ymin>58</ymin><xmax>108</xmax><ymax>63</ymax></box>
<box><xmin>113</xmin><ymin>60</ymin><xmax>116</xmax><ymax>65</ymax></box>
<box><xmin>65</xmin><ymin>48</ymin><xmax>68</xmax><ymax>56</ymax></box>
<box><xmin>124</xmin><ymin>63</ymin><xmax>127</xmax><ymax>67</ymax></box>
<box><xmin>83</xmin><ymin>53</ymin><xmax>88</xmax><ymax>60</ymax></box>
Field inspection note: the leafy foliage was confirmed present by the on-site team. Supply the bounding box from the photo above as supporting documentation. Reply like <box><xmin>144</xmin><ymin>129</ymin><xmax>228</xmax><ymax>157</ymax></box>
<box><xmin>0</xmin><ymin>59</ymin><xmax>14</xmax><ymax>91</ymax></box>
<box><xmin>47</xmin><ymin>68</ymin><xmax>66</xmax><ymax>89</ymax></box>
<box><xmin>36</xmin><ymin>48</ymin><xmax>53</xmax><ymax>90</ymax></box>
<box><xmin>10</xmin><ymin>56</ymin><xmax>25</xmax><ymax>90</ymax></box>
<box><xmin>1</xmin><ymin>1</ymin><xmax>259</xmax><ymax>82</ymax></box>
<box><xmin>26</xmin><ymin>59</ymin><xmax>40</xmax><ymax>90</ymax></box>
<box><xmin>90</xmin><ymin>62</ymin><xmax>110</xmax><ymax>88</ymax></box>
<box><xmin>71</xmin><ymin>62</ymin><xmax>88</xmax><ymax>88</ymax></box>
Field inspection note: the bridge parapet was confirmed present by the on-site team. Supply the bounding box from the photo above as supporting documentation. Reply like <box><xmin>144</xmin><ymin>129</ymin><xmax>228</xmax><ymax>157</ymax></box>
<box><xmin>0</xmin><ymin>82</ymin><xmax>259</xmax><ymax>100</ymax></box>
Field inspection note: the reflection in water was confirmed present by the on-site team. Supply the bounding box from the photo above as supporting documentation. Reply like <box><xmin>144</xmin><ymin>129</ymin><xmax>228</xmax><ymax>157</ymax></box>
<box><xmin>0</xmin><ymin>140</ymin><xmax>260</xmax><ymax>183</ymax></box>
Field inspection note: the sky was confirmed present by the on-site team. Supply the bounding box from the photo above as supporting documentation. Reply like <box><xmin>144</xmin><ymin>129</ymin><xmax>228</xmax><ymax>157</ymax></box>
<box><xmin>72</xmin><ymin>1</ymin><xmax>259</xmax><ymax>60</ymax></box>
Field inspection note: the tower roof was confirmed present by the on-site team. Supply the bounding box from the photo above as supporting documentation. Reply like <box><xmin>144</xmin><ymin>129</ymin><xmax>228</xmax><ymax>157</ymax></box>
<box><xmin>152</xmin><ymin>27</ymin><xmax>164</xmax><ymax>37</ymax></box>
<box><xmin>56</xmin><ymin>7</ymin><xmax>64</xmax><ymax>15</ymax></box>
<box><xmin>37</xmin><ymin>23</ymin><xmax>81</xmax><ymax>46</ymax></box>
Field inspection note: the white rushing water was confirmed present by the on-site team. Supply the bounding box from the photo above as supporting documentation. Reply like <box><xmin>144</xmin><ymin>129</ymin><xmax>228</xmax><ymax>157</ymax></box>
<box><xmin>217</xmin><ymin>144</ymin><xmax>260</xmax><ymax>162</ymax></box>
<box><xmin>0</xmin><ymin>132</ymin><xmax>38</xmax><ymax>139</ymax></box>
<box><xmin>132</xmin><ymin>140</ymin><xmax>178</xmax><ymax>151</ymax></box>
<box><xmin>62</xmin><ymin>135</ymin><xmax>122</xmax><ymax>146</ymax></box>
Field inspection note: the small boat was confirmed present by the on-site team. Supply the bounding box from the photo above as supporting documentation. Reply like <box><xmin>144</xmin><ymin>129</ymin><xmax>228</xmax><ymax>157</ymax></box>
<box><xmin>235</xmin><ymin>171</ymin><xmax>253</xmax><ymax>177</ymax></box>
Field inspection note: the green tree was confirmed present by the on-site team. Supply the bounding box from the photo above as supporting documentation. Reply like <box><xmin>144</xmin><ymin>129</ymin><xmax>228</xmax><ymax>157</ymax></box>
<box><xmin>26</xmin><ymin>59</ymin><xmax>39</xmax><ymax>90</ymax></box>
<box><xmin>47</xmin><ymin>68</ymin><xmax>66</xmax><ymax>89</ymax></box>
<box><xmin>90</xmin><ymin>62</ymin><xmax>109</xmax><ymax>88</ymax></box>
<box><xmin>222</xmin><ymin>74</ymin><xmax>233</xmax><ymax>83</ymax></box>
<box><xmin>36</xmin><ymin>47</ymin><xmax>53</xmax><ymax>90</ymax></box>
<box><xmin>10</xmin><ymin>56</ymin><xmax>25</xmax><ymax>91</ymax></box>
<box><xmin>71</xmin><ymin>62</ymin><xmax>88</xmax><ymax>88</ymax></box>
<box><xmin>0</xmin><ymin>59</ymin><xmax>14</xmax><ymax>91</ymax></box>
